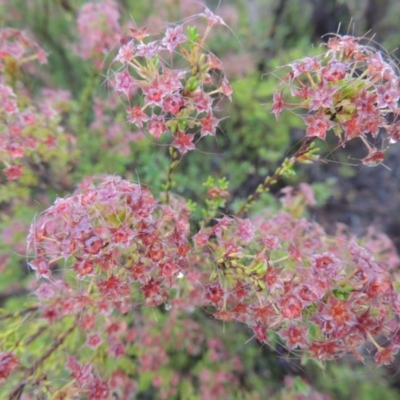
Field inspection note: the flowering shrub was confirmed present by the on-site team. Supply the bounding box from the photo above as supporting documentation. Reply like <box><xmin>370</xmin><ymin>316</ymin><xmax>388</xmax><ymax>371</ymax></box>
<box><xmin>111</xmin><ymin>9</ymin><xmax>231</xmax><ymax>153</ymax></box>
<box><xmin>272</xmin><ymin>35</ymin><xmax>400</xmax><ymax>165</ymax></box>
<box><xmin>0</xmin><ymin>28</ymin><xmax>72</xmax><ymax>182</ymax></box>
<box><xmin>74</xmin><ymin>0</ymin><xmax>121</xmax><ymax>68</ymax></box>
<box><xmin>1</xmin><ymin>2</ymin><xmax>400</xmax><ymax>399</ymax></box>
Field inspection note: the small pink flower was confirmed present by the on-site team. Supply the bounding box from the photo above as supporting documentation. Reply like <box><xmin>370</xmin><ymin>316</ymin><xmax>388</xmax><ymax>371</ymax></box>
<box><xmin>162</xmin><ymin>25</ymin><xmax>186</xmax><ymax>52</ymax></box>
<box><xmin>172</xmin><ymin>132</ymin><xmax>196</xmax><ymax>154</ymax></box>
<box><xmin>321</xmin><ymin>61</ymin><xmax>347</xmax><ymax>81</ymax></box>
<box><xmin>126</xmin><ymin>105</ymin><xmax>149</xmax><ymax>127</ymax></box>
<box><xmin>208</xmin><ymin>53</ymin><xmax>224</xmax><ymax>70</ymax></box>
<box><xmin>147</xmin><ymin>115</ymin><xmax>167</xmax><ymax>138</ymax></box>
<box><xmin>272</xmin><ymin>91</ymin><xmax>285</xmax><ymax>120</ymax></box>
<box><xmin>290</xmin><ymin>56</ymin><xmax>320</xmax><ymax>78</ymax></box>
<box><xmin>115</xmin><ymin>70</ymin><xmax>135</xmax><ymax>97</ymax></box>
<box><xmin>199</xmin><ymin>112</ymin><xmax>219</xmax><ymax>136</ymax></box>
<box><xmin>280</xmin><ymin>295</ymin><xmax>303</xmax><ymax>319</ymax></box>
<box><xmin>304</xmin><ymin>113</ymin><xmax>333</xmax><ymax>139</ymax></box>
<box><xmin>86</xmin><ymin>333</ymin><xmax>102</xmax><ymax>349</ymax></box>
<box><xmin>160</xmin><ymin>69</ymin><xmax>185</xmax><ymax>93</ymax></box>
<box><xmin>164</xmin><ymin>94</ymin><xmax>185</xmax><ymax>115</ymax></box>
<box><xmin>308</xmin><ymin>83</ymin><xmax>337</xmax><ymax>111</ymax></box>
<box><xmin>279</xmin><ymin>323</ymin><xmax>309</xmax><ymax>350</ymax></box>
<box><xmin>115</xmin><ymin>41</ymin><xmax>135</xmax><ymax>63</ymax></box>
<box><xmin>376</xmin><ymin>81</ymin><xmax>400</xmax><ymax>112</ymax></box>
<box><xmin>202</xmin><ymin>8</ymin><xmax>226</xmax><ymax>26</ymax></box>
<box><xmin>193</xmin><ymin>91</ymin><xmax>213</xmax><ymax>112</ymax></box>
<box><xmin>4</xmin><ymin>164</ymin><xmax>23</xmax><ymax>180</ymax></box>
<box><xmin>143</xmin><ymin>80</ymin><xmax>167</xmax><ymax>106</ymax></box>
<box><xmin>7</xmin><ymin>142</ymin><xmax>24</xmax><ymax>158</ymax></box>
<box><xmin>136</xmin><ymin>41</ymin><xmax>158</xmax><ymax>58</ymax></box>
<box><xmin>236</xmin><ymin>219</ymin><xmax>255</xmax><ymax>243</ymax></box>
<box><xmin>29</xmin><ymin>256</ymin><xmax>51</xmax><ymax>279</ymax></box>
<box><xmin>220</xmin><ymin>77</ymin><xmax>233</xmax><ymax>99</ymax></box>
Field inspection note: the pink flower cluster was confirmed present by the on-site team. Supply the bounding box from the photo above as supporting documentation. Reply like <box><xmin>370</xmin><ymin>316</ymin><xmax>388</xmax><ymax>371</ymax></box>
<box><xmin>0</xmin><ymin>86</ymin><xmax>69</xmax><ymax>180</ymax></box>
<box><xmin>55</xmin><ymin>306</ymin><xmax>245</xmax><ymax>399</ymax></box>
<box><xmin>0</xmin><ymin>27</ymin><xmax>47</xmax><ymax>70</ymax></box>
<box><xmin>191</xmin><ymin>208</ymin><xmax>400</xmax><ymax>365</ymax></box>
<box><xmin>27</xmin><ymin>172</ymin><xmax>398</xmax><ymax>368</ymax></box>
<box><xmin>28</xmin><ymin>175</ymin><xmax>191</xmax><ymax>309</ymax></box>
<box><xmin>112</xmin><ymin>9</ymin><xmax>232</xmax><ymax>154</ymax></box>
<box><xmin>272</xmin><ymin>34</ymin><xmax>400</xmax><ymax>165</ymax></box>
<box><xmin>74</xmin><ymin>0</ymin><xmax>121</xmax><ymax>68</ymax></box>
<box><xmin>0</xmin><ymin>29</ymin><xmax>68</xmax><ymax>181</ymax></box>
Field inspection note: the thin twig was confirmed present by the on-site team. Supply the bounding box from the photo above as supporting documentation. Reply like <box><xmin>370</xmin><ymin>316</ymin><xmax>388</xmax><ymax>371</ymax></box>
<box><xmin>0</xmin><ymin>306</ymin><xmax>39</xmax><ymax>322</ymax></box>
<box><xmin>235</xmin><ymin>137</ymin><xmax>316</xmax><ymax>217</ymax></box>
<box><xmin>8</xmin><ymin>323</ymin><xmax>76</xmax><ymax>400</ymax></box>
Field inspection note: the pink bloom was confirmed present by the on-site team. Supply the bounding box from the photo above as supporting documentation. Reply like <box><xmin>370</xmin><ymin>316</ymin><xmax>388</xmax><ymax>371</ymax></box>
<box><xmin>252</xmin><ymin>323</ymin><xmax>267</xmax><ymax>343</ymax></box>
<box><xmin>66</xmin><ymin>356</ymin><xmax>94</xmax><ymax>385</ymax></box>
<box><xmin>115</xmin><ymin>70</ymin><xmax>135</xmax><ymax>97</ymax></box>
<box><xmin>362</xmin><ymin>149</ymin><xmax>385</xmax><ymax>167</ymax></box>
<box><xmin>202</xmin><ymin>8</ymin><xmax>226</xmax><ymax>26</ymax></box>
<box><xmin>162</xmin><ymin>26</ymin><xmax>186</xmax><ymax>52</ymax></box>
<box><xmin>163</xmin><ymin>94</ymin><xmax>185</xmax><ymax>115</ymax></box>
<box><xmin>327</xmin><ymin>35</ymin><xmax>359</xmax><ymax>57</ymax></box>
<box><xmin>199</xmin><ymin>112</ymin><xmax>219</xmax><ymax>136</ymax></box>
<box><xmin>21</xmin><ymin>110</ymin><xmax>36</xmax><ymax>125</ymax></box>
<box><xmin>7</xmin><ymin>142</ymin><xmax>24</xmax><ymax>158</ymax></box>
<box><xmin>280</xmin><ymin>295</ymin><xmax>303</xmax><ymax>319</ymax></box>
<box><xmin>376</xmin><ymin>82</ymin><xmax>400</xmax><ymax>112</ymax></box>
<box><xmin>321</xmin><ymin>61</ymin><xmax>347</xmax><ymax>82</ymax></box>
<box><xmin>136</xmin><ymin>41</ymin><xmax>158</xmax><ymax>58</ymax></box>
<box><xmin>73</xmin><ymin>259</ymin><xmax>94</xmax><ymax>278</ymax></box>
<box><xmin>262</xmin><ymin>235</ymin><xmax>281</xmax><ymax>249</ymax></box>
<box><xmin>29</xmin><ymin>256</ymin><xmax>51</xmax><ymax>279</ymax></box>
<box><xmin>271</xmin><ymin>91</ymin><xmax>285</xmax><ymax>120</ymax></box>
<box><xmin>387</xmin><ymin>121</ymin><xmax>400</xmax><ymax>142</ymax></box>
<box><xmin>208</xmin><ymin>53</ymin><xmax>224</xmax><ymax>70</ymax></box>
<box><xmin>147</xmin><ymin>115</ymin><xmax>167</xmax><ymax>138</ymax></box>
<box><xmin>236</xmin><ymin>219</ymin><xmax>255</xmax><ymax>243</ymax></box>
<box><xmin>308</xmin><ymin>83</ymin><xmax>337</xmax><ymax>111</ymax></box>
<box><xmin>160</xmin><ymin>69</ymin><xmax>185</xmax><ymax>93</ymax></box>
<box><xmin>86</xmin><ymin>333</ymin><xmax>102</xmax><ymax>349</ymax></box>
<box><xmin>126</xmin><ymin>105</ymin><xmax>149</xmax><ymax>127</ymax></box>
<box><xmin>367</xmin><ymin>52</ymin><xmax>394</xmax><ymax>79</ymax></box>
<box><xmin>375</xmin><ymin>345</ymin><xmax>398</xmax><ymax>366</ymax></box>
<box><xmin>143</xmin><ymin>80</ymin><xmax>166</xmax><ymax>106</ymax></box>
<box><xmin>4</xmin><ymin>164</ymin><xmax>23</xmax><ymax>180</ymax></box>
<box><xmin>115</xmin><ymin>41</ymin><xmax>135</xmax><ymax>63</ymax></box>
<box><xmin>304</xmin><ymin>113</ymin><xmax>333</xmax><ymax>139</ymax></box>
<box><xmin>279</xmin><ymin>323</ymin><xmax>309</xmax><ymax>350</ymax></box>
<box><xmin>34</xmin><ymin>283</ymin><xmax>56</xmax><ymax>299</ymax></box>
<box><xmin>290</xmin><ymin>56</ymin><xmax>320</xmax><ymax>78</ymax></box>
<box><xmin>220</xmin><ymin>77</ymin><xmax>233</xmax><ymax>99</ymax></box>
<box><xmin>172</xmin><ymin>132</ymin><xmax>196</xmax><ymax>154</ymax></box>
<box><xmin>291</xmin><ymin>86</ymin><xmax>309</xmax><ymax>99</ymax></box>
<box><xmin>343</xmin><ymin>115</ymin><xmax>363</xmax><ymax>139</ymax></box>
<box><xmin>355</xmin><ymin>90</ymin><xmax>377</xmax><ymax>115</ymax></box>
<box><xmin>193</xmin><ymin>91</ymin><xmax>213</xmax><ymax>112</ymax></box>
